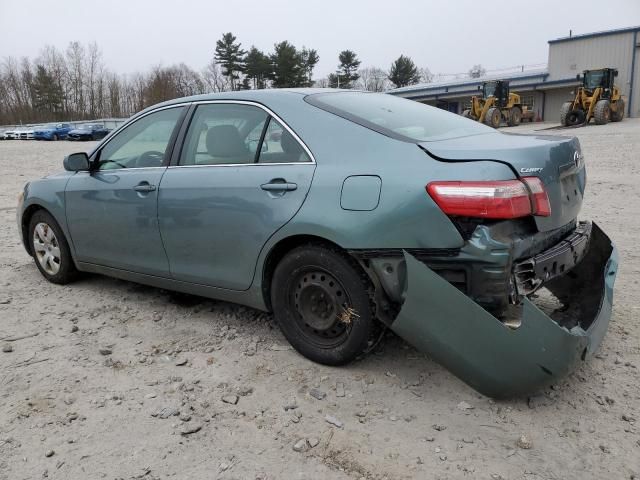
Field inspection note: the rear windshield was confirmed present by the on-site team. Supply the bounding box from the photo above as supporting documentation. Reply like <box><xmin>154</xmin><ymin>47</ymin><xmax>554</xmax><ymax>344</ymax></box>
<box><xmin>305</xmin><ymin>92</ymin><xmax>493</xmax><ymax>142</ymax></box>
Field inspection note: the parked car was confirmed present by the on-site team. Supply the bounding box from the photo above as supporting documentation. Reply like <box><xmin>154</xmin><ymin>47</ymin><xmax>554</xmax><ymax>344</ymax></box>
<box><xmin>16</xmin><ymin>90</ymin><xmax>618</xmax><ymax>397</ymax></box>
<box><xmin>0</xmin><ymin>128</ymin><xmax>6</xmax><ymax>140</ymax></box>
<box><xmin>19</xmin><ymin>126</ymin><xmax>36</xmax><ymax>140</ymax></box>
<box><xmin>67</xmin><ymin>124</ymin><xmax>110</xmax><ymax>141</ymax></box>
<box><xmin>34</xmin><ymin>123</ymin><xmax>72</xmax><ymax>141</ymax></box>
<box><xmin>3</xmin><ymin>128</ymin><xmax>20</xmax><ymax>140</ymax></box>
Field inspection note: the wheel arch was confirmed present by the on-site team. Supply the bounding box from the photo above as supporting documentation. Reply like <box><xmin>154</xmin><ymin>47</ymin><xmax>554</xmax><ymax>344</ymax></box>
<box><xmin>261</xmin><ymin>234</ymin><xmax>351</xmax><ymax>312</ymax></box>
<box><xmin>21</xmin><ymin>204</ymin><xmax>64</xmax><ymax>256</ymax></box>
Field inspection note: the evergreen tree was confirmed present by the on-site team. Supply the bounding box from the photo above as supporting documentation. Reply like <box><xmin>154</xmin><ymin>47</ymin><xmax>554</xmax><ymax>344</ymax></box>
<box><xmin>270</xmin><ymin>41</ymin><xmax>304</xmax><ymax>88</ymax></box>
<box><xmin>214</xmin><ymin>32</ymin><xmax>246</xmax><ymax>90</ymax></box>
<box><xmin>32</xmin><ymin>64</ymin><xmax>63</xmax><ymax>118</ymax></box>
<box><xmin>388</xmin><ymin>55</ymin><xmax>421</xmax><ymax>88</ymax></box>
<box><xmin>244</xmin><ymin>47</ymin><xmax>272</xmax><ymax>89</ymax></box>
<box><xmin>299</xmin><ymin>48</ymin><xmax>319</xmax><ymax>87</ymax></box>
<box><xmin>329</xmin><ymin>50</ymin><xmax>361</xmax><ymax>88</ymax></box>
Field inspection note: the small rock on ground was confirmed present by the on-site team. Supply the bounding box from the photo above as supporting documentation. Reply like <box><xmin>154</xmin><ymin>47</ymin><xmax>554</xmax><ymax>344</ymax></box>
<box><xmin>517</xmin><ymin>434</ymin><xmax>533</xmax><ymax>449</ymax></box>
<box><xmin>221</xmin><ymin>394</ymin><xmax>239</xmax><ymax>405</ymax></box>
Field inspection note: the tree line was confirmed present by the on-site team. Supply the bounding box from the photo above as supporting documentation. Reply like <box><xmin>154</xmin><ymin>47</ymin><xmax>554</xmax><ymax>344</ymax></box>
<box><xmin>0</xmin><ymin>33</ymin><xmax>483</xmax><ymax>125</ymax></box>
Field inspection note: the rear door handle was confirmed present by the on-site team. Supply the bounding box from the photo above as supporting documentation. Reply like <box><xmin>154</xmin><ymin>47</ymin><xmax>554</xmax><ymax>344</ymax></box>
<box><xmin>134</xmin><ymin>183</ymin><xmax>156</xmax><ymax>192</ymax></box>
<box><xmin>260</xmin><ymin>181</ymin><xmax>297</xmax><ymax>192</ymax></box>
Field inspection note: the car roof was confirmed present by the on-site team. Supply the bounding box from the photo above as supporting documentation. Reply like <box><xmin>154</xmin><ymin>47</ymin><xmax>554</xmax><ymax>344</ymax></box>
<box><xmin>139</xmin><ymin>88</ymin><xmax>357</xmax><ymax>114</ymax></box>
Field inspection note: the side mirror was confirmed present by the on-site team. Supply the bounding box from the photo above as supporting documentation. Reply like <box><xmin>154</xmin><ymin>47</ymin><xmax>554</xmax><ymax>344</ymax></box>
<box><xmin>64</xmin><ymin>152</ymin><xmax>90</xmax><ymax>172</ymax></box>
<box><xmin>477</xmin><ymin>85</ymin><xmax>481</xmax><ymax>91</ymax></box>
<box><xmin>614</xmin><ymin>70</ymin><xmax>618</xmax><ymax>77</ymax></box>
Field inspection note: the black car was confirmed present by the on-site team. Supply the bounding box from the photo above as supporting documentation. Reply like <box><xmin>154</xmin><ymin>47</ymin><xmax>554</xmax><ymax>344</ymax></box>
<box><xmin>67</xmin><ymin>124</ymin><xmax>111</xmax><ymax>141</ymax></box>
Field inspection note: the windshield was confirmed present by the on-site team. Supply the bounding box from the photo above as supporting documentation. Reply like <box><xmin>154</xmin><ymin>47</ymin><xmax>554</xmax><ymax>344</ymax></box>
<box><xmin>79</xmin><ymin>124</ymin><xmax>96</xmax><ymax>130</ymax></box>
<box><xmin>306</xmin><ymin>92</ymin><xmax>493</xmax><ymax>142</ymax></box>
<box><xmin>584</xmin><ymin>71</ymin><xmax>606</xmax><ymax>90</ymax></box>
<box><xmin>483</xmin><ymin>82</ymin><xmax>497</xmax><ymax>98</ymax></box>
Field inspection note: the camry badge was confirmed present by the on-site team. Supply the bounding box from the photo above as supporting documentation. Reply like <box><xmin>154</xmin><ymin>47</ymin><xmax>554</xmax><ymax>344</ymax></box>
<box><xmin>520</xmin><ymin>167</ymin><xmax>543</xmax><ymax>174</ymax></box>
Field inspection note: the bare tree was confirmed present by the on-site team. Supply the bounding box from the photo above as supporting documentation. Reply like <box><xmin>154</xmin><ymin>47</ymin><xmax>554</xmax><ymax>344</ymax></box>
<box><xmin>468</xmin><ymin>64</ymin><xmax>486</xmax><ymax>79</ymax></box>
<box><xmin>357</xmin><ymin>67</ymin><xmax>389</xmax><ymax>92</ymax></box>
<box><xmin>203</xmin><ymin>60</ymin><xmax>229</xmax><ymax>92</ymax></box>
<box><xmin>418</xmin><ymin>67</ymin><xmax>434</xmax><ymax>83</ymax></box>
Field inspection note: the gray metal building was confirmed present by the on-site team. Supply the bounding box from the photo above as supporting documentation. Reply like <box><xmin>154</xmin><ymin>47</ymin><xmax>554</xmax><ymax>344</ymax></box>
<box><xmin>389</xmin><ymin>25</ymin><xmax>640</xmax><ymax>121</ymax></box>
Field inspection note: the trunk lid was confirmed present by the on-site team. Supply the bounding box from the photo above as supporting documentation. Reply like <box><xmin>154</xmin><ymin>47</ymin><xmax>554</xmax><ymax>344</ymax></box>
<box><xmin>419</xmin><ymin>132</ymin><xmax>586</xmax><ymax>232</ymax></box>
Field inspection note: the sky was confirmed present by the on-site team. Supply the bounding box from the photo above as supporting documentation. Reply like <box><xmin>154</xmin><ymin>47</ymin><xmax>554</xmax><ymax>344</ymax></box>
<box><xmin>1</xmin><ymin>0</ymin><xmax>639</xmax><ymax>80</ymax></box>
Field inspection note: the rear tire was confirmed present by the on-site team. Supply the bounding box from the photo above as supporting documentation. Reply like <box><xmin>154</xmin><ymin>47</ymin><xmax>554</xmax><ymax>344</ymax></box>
<box><xmin>484</xmin><ymin>107</ymin><xmax>501</xmax><ymax>128</ymax></box>
<box><xmin>593</xmin><ymin>99</ymin><xmax>611</xmax><ymax>125</ymax></box>
<box><xmin>611</xmin><ymin>99</ymin><xmax>625</xmax><ymax>122</ymax></box>
<box><xmin>507</xmin><ymin>106</ymin><xmax>522</xmax><ymax>127</ymax></box>
<box><xmin>28</xmin><ymin>210</ymin><xmax>78</xmax><ymax>284</ymax></box>
<box><xmin>271</xmin><ymin>245</ymin><xmax>374</xmax><ymax>366</ymax></box>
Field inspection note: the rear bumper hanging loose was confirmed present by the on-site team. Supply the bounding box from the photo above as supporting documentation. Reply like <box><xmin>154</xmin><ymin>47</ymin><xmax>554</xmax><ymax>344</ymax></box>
<box><xmin>389</xmin><ymin>222</ymin><xmax>617</xmax><ymax>398</ymax></box>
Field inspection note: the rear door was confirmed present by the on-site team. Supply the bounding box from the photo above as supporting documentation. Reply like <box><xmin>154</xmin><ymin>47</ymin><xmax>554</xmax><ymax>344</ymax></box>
<box><xmin>158</xmin><ymin>101</ymin><xmax>316</xmax><ymax>290</ymax></box>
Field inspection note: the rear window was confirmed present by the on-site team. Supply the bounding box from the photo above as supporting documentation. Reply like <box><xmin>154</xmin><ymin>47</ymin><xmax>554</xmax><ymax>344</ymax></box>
<box><xmin>305</xmin><ymin>92</ymin><xmax>493</xmax><ymax>142</ymax></box>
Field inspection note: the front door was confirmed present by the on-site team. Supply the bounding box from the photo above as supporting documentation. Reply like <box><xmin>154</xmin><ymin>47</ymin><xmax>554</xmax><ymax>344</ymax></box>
<box><xmin>158</xmin><ymin>102</ymin><xmax>315</xmax><ymax>290</ymax></box>
<box><xmin>65</xmin><ymin>106</ymin><xmax>185</xmax><ymax>276</ymax></box>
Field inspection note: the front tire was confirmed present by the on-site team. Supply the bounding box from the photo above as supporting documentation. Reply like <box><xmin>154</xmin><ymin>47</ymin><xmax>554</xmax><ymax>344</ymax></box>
<box><xmin>594</xmin><ymin>99</ymin><xmax>611</xmax><ymax>125</ymax></box>
<box><xmin>28</xmin><ymin>210</ymin><xmax>77</xmax><ymax>284</ymax></box>
<box><xmin>484</xmin><ymin>107</ymin><xmax>501</xmax><ymax>128</ymax></box>
<box><xmin>271</xmin><ymin>245</ymin><xmax>374</xmax><ymax>366</ymax></box>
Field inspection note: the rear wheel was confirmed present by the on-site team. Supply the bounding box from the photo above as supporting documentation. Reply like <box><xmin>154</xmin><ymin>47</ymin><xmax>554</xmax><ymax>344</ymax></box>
<box><xmin>611</xmin><ymin>99</ymin><xmax>625</xmax><ymax>122</ymax></box>
<box><xmin>593</xmin><ymin>99</ymin><xmax>611</xmax><ymax>125</ymax></box>
<box><xmin>28</xmin><ymin>210</ymin><xmax>78</xmax><ymax>284</ymax></box>
<box><xmin>507</xmin><ymin>106</ymin><xmax>522</xmax><ymax>127</ymax></box>
<box><xmin>271</xmin><ymin>245</ymin><xmax>374</xmax><ymax>366</ymax></box>
<box><xmin>484</xmin><ymin>107</ymin><xmax>501</xmax><ymax>128</ymax></box>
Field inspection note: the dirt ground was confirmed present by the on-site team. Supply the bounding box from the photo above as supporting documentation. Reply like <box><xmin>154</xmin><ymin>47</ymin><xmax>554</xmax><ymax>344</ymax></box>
<box><xmin>1</xmin><ymin>119</ymin><xmax>638</xmax><ymax>480</ymax></box>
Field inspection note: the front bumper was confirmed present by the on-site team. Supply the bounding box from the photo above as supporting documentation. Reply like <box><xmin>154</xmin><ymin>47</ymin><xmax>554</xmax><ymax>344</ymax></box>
<box><xmin>389</xmin><ymin>222</ymin><xmax>617</xmax><ymax>398</ymax></box>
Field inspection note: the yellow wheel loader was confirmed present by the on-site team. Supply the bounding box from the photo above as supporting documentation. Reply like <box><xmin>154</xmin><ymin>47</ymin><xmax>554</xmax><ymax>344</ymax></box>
<box><xmin>560</xmin><ymin>68</ymin><xmax>625</xmax><ymax>126</ymax></box>
<box><xmin>462</xmin><ymin>80</ymin><xmax>527</xmax><ymax>128</ymax></box>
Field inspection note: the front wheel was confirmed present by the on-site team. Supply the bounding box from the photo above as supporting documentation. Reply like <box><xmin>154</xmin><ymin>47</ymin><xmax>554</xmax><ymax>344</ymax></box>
<box><xmin>593</xmin><ymin>99</ymin><xmax>611</xmax><ymax>125</ymax></box>
<box><xmin>271</xmin><ymin>245</ymin><xmax>374</xmax><ymax>366</ymax></box>
<box><xmin>484</xmin><ymin>107</ymin><xmax>501</xmax><ymax>128</ymax></box>
<box><xmin>28</xmin><ymin>210</ymin><xmax>78</xmax><ymax>284</ymax></box>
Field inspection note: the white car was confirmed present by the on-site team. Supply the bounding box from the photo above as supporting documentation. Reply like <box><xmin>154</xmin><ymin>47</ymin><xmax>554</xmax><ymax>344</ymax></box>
<box><xmin>3</xmin><ymin>128</ymin><xmax>20</xmax><ymax>140</ymax></box>
<box><xmin>19</xmin><ymin>127</ymin><xmax>36</xmax><ymax>140</ymax></box>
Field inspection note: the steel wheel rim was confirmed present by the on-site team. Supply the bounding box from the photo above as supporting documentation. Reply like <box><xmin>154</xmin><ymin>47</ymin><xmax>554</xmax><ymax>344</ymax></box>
<box><xmin>289</xmin><ymin>268</ymin><xmax>352</xmax><ymax>349</ymax></box>
<box><xmin>33</xmin><ymin>222</ymin><xmax>61</xmax><ymax>275</ymax></box>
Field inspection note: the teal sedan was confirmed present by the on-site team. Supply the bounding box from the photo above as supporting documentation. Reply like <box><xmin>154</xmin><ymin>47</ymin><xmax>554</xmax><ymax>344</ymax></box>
<box><xmin>16</xmin><ymin>89</ymin><xmax>617</xmax><ymax>397</ymax></box>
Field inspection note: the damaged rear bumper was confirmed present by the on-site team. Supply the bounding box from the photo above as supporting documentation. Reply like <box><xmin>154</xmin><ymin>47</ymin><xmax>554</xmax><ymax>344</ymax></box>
<box><xmin>390</xmin><ymin>222</ymin><xmax>617</xmax><ymax>398</ymax></box>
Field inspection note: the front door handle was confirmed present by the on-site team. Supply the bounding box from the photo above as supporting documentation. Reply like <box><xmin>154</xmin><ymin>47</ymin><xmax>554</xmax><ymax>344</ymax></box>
<box><xmin>134</xmin><ymin>182</ymin><xmax>156</xmax><ymax>193</ymax></box>
<box><xmin>260</xmin><ymin>180</ymin><xmax>297</xmax><ymax>192</ymax></box>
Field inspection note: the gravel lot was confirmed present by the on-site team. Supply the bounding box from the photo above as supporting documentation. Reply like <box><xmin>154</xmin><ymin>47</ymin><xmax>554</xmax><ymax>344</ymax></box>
<box><xmin>1</xmin><ymin>120</ymin><xmax>639</xmax><ymax>480</ymax></box>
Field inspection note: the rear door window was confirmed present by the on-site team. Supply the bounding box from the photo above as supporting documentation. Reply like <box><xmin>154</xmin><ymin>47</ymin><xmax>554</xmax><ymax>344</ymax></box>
<box><xmin>179</xmin><ymin>104</ymin><xmax>269</xmax><ymax>166</ymax></box>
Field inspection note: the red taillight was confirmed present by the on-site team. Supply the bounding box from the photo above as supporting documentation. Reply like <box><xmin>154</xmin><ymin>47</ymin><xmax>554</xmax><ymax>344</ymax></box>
<box><xmin>426</xmin><ymin>179</ymin><xmax>551</xmax><ymax>219</ymax></box>
<box><xmin>521</xmin><ymin>176</ymin><xmax>551</xmax><ymax>217</ymax></box>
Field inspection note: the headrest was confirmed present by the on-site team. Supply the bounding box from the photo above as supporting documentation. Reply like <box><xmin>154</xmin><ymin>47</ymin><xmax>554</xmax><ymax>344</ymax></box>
<box><xmin>280</xmin><ymin>130</ymin><xmax>300</xmax><ymax>154</ymax></box>
<box><xmin>206</xmin><ymin>125</ymin><xmax>247</xmax><ymax>157</ymax></box>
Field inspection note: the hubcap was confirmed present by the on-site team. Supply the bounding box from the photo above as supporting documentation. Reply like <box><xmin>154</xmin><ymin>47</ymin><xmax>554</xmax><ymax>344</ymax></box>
<box><xmin>33</xmin><ymin>222</ymin><xmax>61</xmax><ymax>275</ymax></box>
<box><xmin>290</xmin><ymin>269</ymin><xmax>351</xmax><ymax>348</ymax></box>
